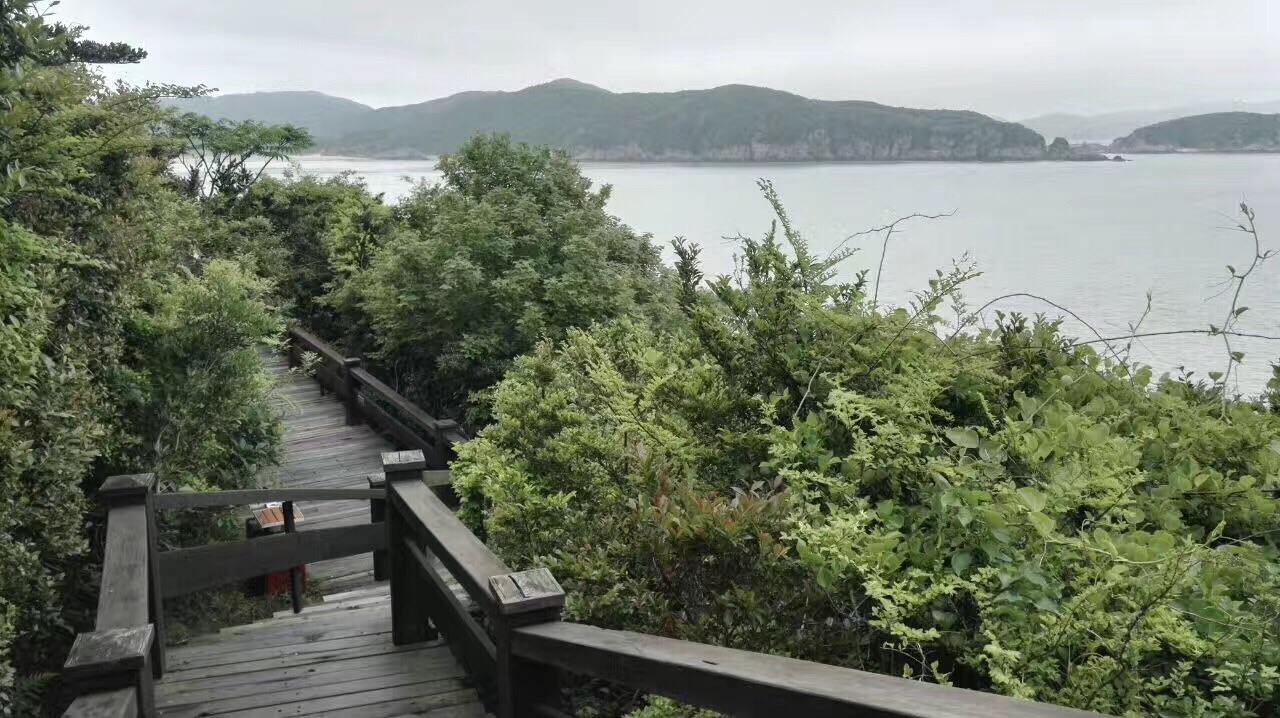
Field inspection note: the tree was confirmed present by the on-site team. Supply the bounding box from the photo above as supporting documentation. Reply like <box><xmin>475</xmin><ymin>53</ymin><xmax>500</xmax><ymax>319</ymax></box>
<box><xmin>360</xmin><ymin>134</ymin><xmax>672</xmax><ymax>423</ymax></box>
<box><xmin>164</xmin><ymin>113</ymin><xmax>313</xmax><ymax>198</ymax></box>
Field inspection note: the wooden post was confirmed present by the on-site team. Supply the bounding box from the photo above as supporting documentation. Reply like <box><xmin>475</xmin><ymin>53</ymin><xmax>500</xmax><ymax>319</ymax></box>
<box><xmin>100</xmin><ymin>474</ymin><xmax>164</xmax><ymax>679</ymax></box>
<box><xmin>367</xmin><ymin>473</ymin><xmax>388</xmax><ymax>581</ymax></box>
<box><xmin>284</xmin><ymin>329</ymin><xmax>299</xmax><ymax>369</ymax></box>
<box><xmin>384</xmin><ymin>450</ymin><xmax>437</xmax><ymax>645</ymax></box>
<box><xmin>283</xmin><ymin>501</ymin><xmax>303</xmax><ymax>614</ymax></box>
<box><xmin>490</xmin><ymin>568</ymin><xmax>566</xmax><ymax>718</ymax></box>
<box><xmin>343</xmin><ymin>357</ymin><xmax>363</xmax><ymax>425</ymax></box>
<box><xmin>63</xmin><ymin>625</ymin><xmax>156</xmax><ymax>718</ymax></box>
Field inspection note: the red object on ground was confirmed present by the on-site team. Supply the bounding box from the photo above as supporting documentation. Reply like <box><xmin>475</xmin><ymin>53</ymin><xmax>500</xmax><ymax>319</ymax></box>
<box><xmin>266</xmin><ymin>567</ymin><xmax>305</xmax><ymax>596</ymax></box>
<box><xmin>246</xmin><ymin>504</ymin><xmax>308</xmax><ymax>597</ymax></box>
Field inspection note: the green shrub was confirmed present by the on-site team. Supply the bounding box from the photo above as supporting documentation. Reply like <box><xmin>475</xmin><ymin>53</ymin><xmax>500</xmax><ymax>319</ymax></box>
<box><xmin>230</xmin><ymin>173</ymin><xmax>396</xmax><ymax>350</ymax></box>
<box><xmin>0</xmin><ymin>4</ymin><xmax>286</xmax><ymax>709</ymax></box>
<box><xmin>360</xmin><ymin>134</ymin><xmax>673</xmax><ymax>423</ymax></box>
<box><xmin>455</xmin><ymin>186</ymin><xmax>1280</xmax><ymax>716</ymax></box>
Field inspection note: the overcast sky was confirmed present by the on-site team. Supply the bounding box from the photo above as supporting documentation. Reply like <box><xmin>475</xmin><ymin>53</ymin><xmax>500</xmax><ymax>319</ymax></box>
<box><xmin>68</xmin><ymin>0</ymin><xmax>1278</xmax><ymax>119</ymax></box>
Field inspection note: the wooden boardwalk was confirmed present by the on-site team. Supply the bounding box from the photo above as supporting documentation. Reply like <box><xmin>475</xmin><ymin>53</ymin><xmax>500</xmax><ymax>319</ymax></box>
<box><xmin>262</xmin><ymin>352</ymin><xmax>390</xmax><ymax>594</ymax></box>
<box><xmin>154</xmin><ymin>354</ymin><xmax>485</xmax><ymax>717</ymax></box>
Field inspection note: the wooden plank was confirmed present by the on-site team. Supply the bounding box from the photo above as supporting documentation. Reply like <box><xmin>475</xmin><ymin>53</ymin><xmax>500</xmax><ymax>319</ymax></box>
<box><xmin>369</xmin><ymin>705</ymin><xmax>486</xmax><ymax>718</ymax></box>
<box><xmin>158</xmin><ymin>639</ymin><xmax>446</xmax><ymax>683</ymax></box>
<box><xmin>513</xmin><ymin>622</ymin><xmax>1106</xmax><ymax>718</ymax></box>
<box><xmin>225</xmin><ymin>685</ymin><xmax>479</xmax><ymax>718</ymax></box>
<box><xmin>158</xmin><ymin>523</ymin><xmax>384</xmax><ymax>598</ymax></box>
<box><xmin>168</xmin><ymin>633</ymin><xmax>391</xmax><ymax>672</ymax></box>
<box><xmin>389</xmin><ymin>480</ymin><xmax>508</xmax><ymax>615</ymax></box>
<box><xmin>155</xmin><ymin>488</ymin><xmax>384</xmax><ymax>510</ymax></box>
<box><xmin>174</xmin><ymin>619</ymin><xmax>390</xmax><ymax>658</ymax></box>
<box><xmin>159</xmin><ymin>674</ymin><xmax>467</xmax><ymax>718</ymax></box>
<box><xmin>366</xmin><ymin>470</ymin><xmax>452</xmax><ymax>489</ymax></box>
<box><xmin>63</xmin><ymin>687</ymin><xmax>137</xmax><ymax>718</ymax></box>
<box><xmin>96</xmin><ymin>503</ymin><xmax>150</xmax><ymax>630</ymax></box>
<box><xmin>156</xmin><ymin>645</ymin><xmax>455</xmax><ymax>695</ymax></box>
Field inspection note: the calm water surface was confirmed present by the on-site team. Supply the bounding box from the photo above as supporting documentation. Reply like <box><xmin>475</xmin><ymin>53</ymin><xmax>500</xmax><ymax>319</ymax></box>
<box><xmin>270</xmin><ymin>155</ymin><xmax>1280</xmax><ymax>395</ymax></box>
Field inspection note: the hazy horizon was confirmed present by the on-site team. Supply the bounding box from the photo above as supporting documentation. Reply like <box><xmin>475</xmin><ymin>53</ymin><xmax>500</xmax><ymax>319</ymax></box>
<box><xmin>69</xmin><ymin>0</ymin><xmax>1278</xmax><ymax>120</ymax></box>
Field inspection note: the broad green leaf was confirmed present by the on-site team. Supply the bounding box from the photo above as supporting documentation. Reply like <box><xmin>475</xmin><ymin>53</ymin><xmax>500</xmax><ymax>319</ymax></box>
<box><xmin>1028</xmin><ymin>511</ymin><xmax>1055</xmax><ymax>537</ymax></box>
<box><xmin>1016</xmin><ymin>487</ymin><xmax>1047</xmax><ymax>513</ymax></box>
<box><xmin>951</xmin><ymin>551</ymin><xmax>973</xmax><ymax>574</ymax></box>
<box><xmin>945</xmin><ymin>427</ymin><xmax>980</xmax><ymax>449</ymax></box>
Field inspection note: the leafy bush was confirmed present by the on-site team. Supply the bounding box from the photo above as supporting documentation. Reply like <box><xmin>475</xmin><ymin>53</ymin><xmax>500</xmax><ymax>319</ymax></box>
<box><xmin>230</xmin><ymin>173</ymin><xmax>396</xmax><ymax>349</ymax></box>
<box><xmin>360</xmin><ymin>134</ymin><xmax>673</xmax><ymax>423</ymax></box>
<box><xmin>455</xmin><ymin>186</ymin><xmax>1280</xmax><ymax>716</ymax></box>
<box><xmin>0</xmin><ymin>4</ymin><xmax>285</xmax><ymax>710</ymax></box>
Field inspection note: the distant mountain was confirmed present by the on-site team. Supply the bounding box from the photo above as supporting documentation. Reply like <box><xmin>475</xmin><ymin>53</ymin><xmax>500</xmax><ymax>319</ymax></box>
<box><xmin>1020</xmin><ymin>100</ymin><xmax>1280</xmax><ymax>144</ymax></box>
<box><xmin>164</xmin><ymin>91</ymin><xmax>374</xmax><ymax>140</ymax></box>
<box><xmin>1111</xmin><ymin>112</ymin><xmax>1280</xmax><ymax>152</ymax></box>
<box><xmin>319</xmin><ymin>79</ymin><xmax>1047</xmax><ymax>161</ymax></box>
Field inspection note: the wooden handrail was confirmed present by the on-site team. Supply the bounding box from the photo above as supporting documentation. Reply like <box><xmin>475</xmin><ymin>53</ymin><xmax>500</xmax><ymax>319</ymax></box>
<box><xmin>285</xmin><ymin>325</ymin><xmax>469</xmax><ymax>463</ymax></box>
<box><xmin>511</xmin><ymin>622</ymin><xmax>1103</xmax><ymax>718</ymax></box>
<box><xmin>153</xmin><ymin>487</ymin><xmax>385</xmax><ymax>510</ymax></box>
<box><xmin>288</xmin><ymin>325</ymin><xmax>345</xmax><ymax>367</ymax></box>
<box><xmin>351</xmin><ymin>366</ymin><xmax>459</xmax><ymax>438</ymax></box>
<box><xmin>157</xmin><ymin>523</ymin><xmax>385</xmax><ymax>598</ymax></box>
<box><xmin>388</xmin><ymin>465</ymin><xmax>507</xmax><ymax>615</ymax></box>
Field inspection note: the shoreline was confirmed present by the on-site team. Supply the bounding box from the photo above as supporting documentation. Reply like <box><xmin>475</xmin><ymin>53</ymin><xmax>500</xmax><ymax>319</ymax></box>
<box><xmin>299</xmin><ymin>152</ymin><xmax>1131</xmax><ymax>165</ymax></box>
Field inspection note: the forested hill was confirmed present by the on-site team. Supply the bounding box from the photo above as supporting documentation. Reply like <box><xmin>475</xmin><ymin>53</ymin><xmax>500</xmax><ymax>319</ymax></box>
<box><xmin>167</xmin><ymin>91</ymin><xmax>374</xmax><ymax>139</ymax></box>
<box><xmin>1111</xmin><ymin>112</ymin><xmax>1280</xmax><ymax>152</ymax></box>
<box><xmin>169</xmin><ymin>80</ymin><xmax>1051</xmax><ymax>161</ymax></box>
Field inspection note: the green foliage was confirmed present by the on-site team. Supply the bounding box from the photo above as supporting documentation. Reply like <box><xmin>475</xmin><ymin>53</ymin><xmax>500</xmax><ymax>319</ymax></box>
<box><xmin>359</xmin><ymin>134</ymin><xmax>671</xmax><ymax>422</ymax></box>
<box><xmin>229</xmin><ymin>172</ymin><xmax>396</xmax><ymax>349</ymax></box>
<box><xmin>115</xmin><ymin>260</ymin><xmax>282</xmax><ymax>494</ymax></box>
<box><xmin>455</xmin><ymin>185</ymin><xmax>1280</xmax><ymax>716</ymax></box>
<box><xmin>0</xmin><ymin>3</ymin><xmax>286</xmax><ymax>710</ymax></box>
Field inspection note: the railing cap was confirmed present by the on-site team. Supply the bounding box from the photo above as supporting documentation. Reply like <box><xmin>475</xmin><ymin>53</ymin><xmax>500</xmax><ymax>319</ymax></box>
<box><xmin>63</xmin><ymin>625</ymin><xmax>154</xmax><ymax>678</ymax></box>
<box><xmin>382</xmin><ymin>450</ymin><xmax>426</xmax><ymax>472</ymax></box>
<box><xmin>490</xmin><ymin>568</ymin><xmax>565</xmax><ymax>616</ymax></box>
<box><xmin>99</xmin><ymin>473</ymin><xmax>155</xmax><ymax>499</ymax></box>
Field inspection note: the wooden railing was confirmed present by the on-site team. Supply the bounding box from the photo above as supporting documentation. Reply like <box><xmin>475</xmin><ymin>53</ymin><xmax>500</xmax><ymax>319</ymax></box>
<box><xmin>62</xmin><ymin>480</ymin><xmax>388</xmax><ymax>717</ymax></box>
<box><xmin>379</xmin><ymin>450</ymin><xmax>1108</xmax><ymax>718</ymax></box>
<box><xmin>286</xmin><ymin>326</ymin><xmax>467</xmax><ymax>466</ymax></box>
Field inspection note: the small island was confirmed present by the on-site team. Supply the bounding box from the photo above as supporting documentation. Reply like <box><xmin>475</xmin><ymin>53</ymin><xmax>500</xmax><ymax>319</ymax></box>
<box><xmin>1111</xmin><ymin>112</ymin><xmax>1280</xmax><ymax>152</ymax></box>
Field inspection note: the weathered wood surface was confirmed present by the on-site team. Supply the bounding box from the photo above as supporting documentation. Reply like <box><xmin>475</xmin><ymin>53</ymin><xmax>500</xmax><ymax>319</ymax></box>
<box><xmin>154</xmin><ymin>488</ymin><xmax>384</xmax><ymax>510</ymax></box>
<box><xmin>157</xmin><ymin>523</ymin><xmax>385</xmax><ymax>598</ymax></box>
<box><xmin>390</xmin><ymin>477</ymin><xmax>508</xmax><ymax>616</ymax></box>
<box><xmin>63</xmin><ymin>688</ymin><xmax>138</xmax><ymax>718</ymax></box>
<box><xmin>513</xmin><ymin>622</ymin><xmax>1107</xmax><ymax>718</ymax></box>
<box><xmin>156</xmin><ymin>590</ymin><xmax>484</xmax><ymax>717</ymax></box>
<box><xmin>261</xmin><ymin>352</ymin><xmax>400</xmax><ymax>592</ymax></box>
<box><xmin>95</xmin><ymin>503</ymin><xmax>150</xmax><ymax>630</ymax></box>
